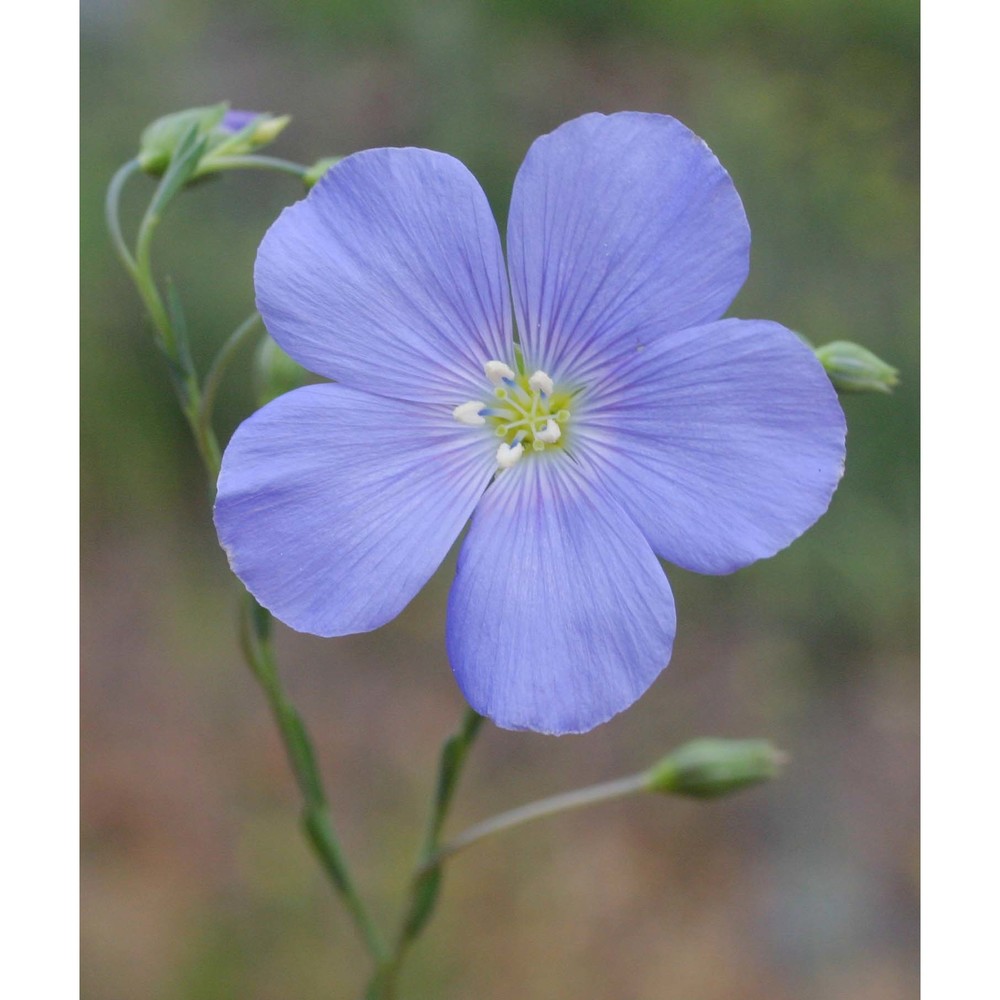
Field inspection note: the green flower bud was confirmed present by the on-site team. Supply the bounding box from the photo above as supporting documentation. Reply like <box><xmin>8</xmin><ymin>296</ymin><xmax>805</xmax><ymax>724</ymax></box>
<box><xmin>303</xmin><ymin>157</ymin><xmax>344</xmax><ymax>189</ymax></box>
<box><xmin>242</xmin><ymin>114</ymin><xmax>292</xmax><ymax>147</ymax></box>
<box><xmin>137</xmin><ymin>103</ymin><xmax>228</xmax><ymax>175</ymax></box>
<box><xmin>645</xmin><ymin>738</ymin><xmax>786</xmax><ymax>799</ymax></box>
<box><xmin>137</xmin><ymin>104</ymin><xmax>291</xmax><ymax>178</ymax></box>
<box><xmin>254</xmin><ymin>334</ymin><xmax>310</xmax><ymax>406</ymax></box>
<box><xmin>205</xmin><ymin>110</ymin><xmax>291</xmax><ymax>160</ymax></box>
<box><xmin>814</xmin><ymin>340</ymin><xmax>900</xmax><ymax>394</ymax></box>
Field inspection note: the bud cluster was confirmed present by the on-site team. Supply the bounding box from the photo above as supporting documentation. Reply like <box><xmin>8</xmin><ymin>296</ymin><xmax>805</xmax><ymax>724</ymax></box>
<box><xmin>137</xmin><ymin>103</ymin><xmax>290</xmax><ymax>178</ymax></box>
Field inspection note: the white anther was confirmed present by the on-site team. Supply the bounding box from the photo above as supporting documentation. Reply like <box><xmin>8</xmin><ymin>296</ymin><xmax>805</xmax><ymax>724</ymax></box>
<box><xmin>496</xmin><ymin>441</ymin><xmax>524</xmax><ymax>469</ymax></box>
<box><xmin>528</xmin><ymin>370</ymin><xmax>554</xmax><ymax>395</ymax></box>
<box><xmin>453</xmin><ymin>401</ymin><xmax>487</xmax><ymax>426</ymax></box>
<box><xmin>484</xmin><ymin>360</ymin><xmax>516</xmax><ymax>385</ymax></box>
<box><xmin>535</xmin><ymin>418</ymin><xmax>561</xmax><ymax>444</ymax></box>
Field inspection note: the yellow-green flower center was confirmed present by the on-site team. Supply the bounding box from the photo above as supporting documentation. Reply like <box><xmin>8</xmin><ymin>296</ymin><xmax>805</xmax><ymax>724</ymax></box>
<box><xmin>453</xmin><ymin>360</ymin><xmax>572</xmax><ymax>469</ymax></box>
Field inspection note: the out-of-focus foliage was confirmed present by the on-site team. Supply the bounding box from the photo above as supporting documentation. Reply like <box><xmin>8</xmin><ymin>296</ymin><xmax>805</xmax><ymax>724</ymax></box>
<box><xmin>82</xmin><ymin>1</ymin><xmax>918</xmax><ymax>998</ymax></box>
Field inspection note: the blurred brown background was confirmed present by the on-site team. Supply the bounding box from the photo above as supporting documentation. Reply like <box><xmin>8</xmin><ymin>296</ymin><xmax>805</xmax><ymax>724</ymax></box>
<box><xmin>81</xmin><ymin>1</ymin><xmax>919</xmax><ymax>997</ymax></box>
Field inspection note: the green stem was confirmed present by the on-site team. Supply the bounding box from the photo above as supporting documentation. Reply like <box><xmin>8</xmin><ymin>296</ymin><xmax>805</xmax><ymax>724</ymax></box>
<box><xmin>239</xmin><ymin>598</ymin><xmax>388</xmax><ymax>963</ymax></box>
<box><xmin>105</xmin><ymin>156</ymin><xmax>387</xmax><ymax>972</ymax></box>
<box><xmin>132</xmin><ymin>186</ymin><xmax>174</xmax><ymax>351</ymax></box>
<box><xmin>368</xmin><ymin>709</ymin><xmax>483</xmax><ymax>998</ymax></box>
<box><xmin>107</xmin><ymin>157</ymin><xmax>222</xmax><ymax>475</ymax></box>
<box><xmin>205</xmin><ymin>154</ymin><xmax>310</xmax><ymax>178</ymax></box>
<box><xmin>424</xmin><ymin>709</ymin><xmax>484</xmax><ymax>850</ymax></box>
<box><xmin>423</xmin><ymin>771</ymin><xmax>651</xmax><ymax>872</ymax></box>
<box><xmin>104</xmin><ymin>157</ymin><xmax>181</xmax><ymax>355</ymax></box>
<box><xmin>105</xmin><ymin>159</ymin><xmax>141</xmax><ymax>276</ymax></box>
<box><xmin>198</xmin><ymin>311</ymin><xmax>262</xmax><ymax>449</ymax></box>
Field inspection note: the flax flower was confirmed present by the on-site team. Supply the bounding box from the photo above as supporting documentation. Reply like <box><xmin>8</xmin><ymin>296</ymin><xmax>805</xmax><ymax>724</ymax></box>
<box><xmin>215</xmin><ymin>113</ymin><xmax>846</xmax><ymax>734</ymax></box>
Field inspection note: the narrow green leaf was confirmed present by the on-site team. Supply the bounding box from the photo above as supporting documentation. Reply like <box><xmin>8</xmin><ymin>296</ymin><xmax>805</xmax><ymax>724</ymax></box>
<box><xmin>283</xmin><ymin>705</ymin><xmax>327</xmax><ymax>806</ymax></box>
<box><xmin>402</xmin><ymin>865</ymin><xmax>443</xmax><ymax>943</ymax></box>
<box><xmin>148</xmin><ymin>124</ymin><xmax>209</xmax><ymax>216</ymax></box>
<box><xmin>164</xmin><ymin>278</ymin><xmax>196</xmax><ymax>378</ymax></box>
<box><xmin>302</xmin><ymin>810</ymin><xmax>351</xmax><ymax>894</ymax></box>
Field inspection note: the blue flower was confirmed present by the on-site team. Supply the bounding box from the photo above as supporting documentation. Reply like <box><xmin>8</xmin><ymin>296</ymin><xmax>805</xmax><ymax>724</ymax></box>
<box><xmin>214</xmin><ymin>112</ymin><xmax>846</xmax><ymax>735</ymax></box>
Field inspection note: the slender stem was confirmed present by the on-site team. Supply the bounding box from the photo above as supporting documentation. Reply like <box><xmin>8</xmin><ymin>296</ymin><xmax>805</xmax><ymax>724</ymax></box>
<box><xmin>239</xmin><ymin>598</ymin><xmax>388</xmax><ymax>963</ymax></box>
<box><xmin>133</xmin><ymin>198</ymin><xmax>173</xmax><ymax>352</ymax></box>
<box><xmin>423</xmin><ymin>708</ymin><xmax>483</xmax><ymax>851</ymax></box>
<box><xmin>205</xmin><ymin>154</ymin><xmax>310</xmax><ymax>178</ymax></box>
<box><xmin>423</xmin><ymin>771</ymin><xmax>651</xmax><ymax>871</ymax></box>
<box><xmin>368</xmin><ymin>709</ymin><xmax>484</xmax><ymax>999</ymax></box>
<box><xmin>106</xmin><ymin>157</ymin><xmax>223</xmax><ymax>475</ymax></box>
<box><xmin>105</xmin><ymin>159</ymin><xmax>141</xmax><ymax>276</ymax></box>
<box><xmin>198</xmin><ymin>312</ymin><xmax>262</xmax><ymax>446</ymax></box>
<box><xmin>105</xmin><ymin>157</ymin><xmax>387</xmax><ymax>972</ymax></box>
<box><xmin>105</xmin><ymin>154</ymin><xmax>176</xmax><ymax>350</ymax></box>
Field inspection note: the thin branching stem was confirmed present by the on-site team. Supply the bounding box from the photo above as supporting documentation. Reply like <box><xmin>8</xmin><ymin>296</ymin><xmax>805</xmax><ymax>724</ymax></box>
<box><xmin>198</xmin><ymin>312</ymin><xmax>262</xmax><ymax>449</ymax></box>
<box><xmin>239</xmin><ymin>597</ymin><xmax>388</xmax><ymax>964</ymax></box>
<box><xmin>423</xmin><ymin>772</ymin><xmax>650</xmax><ymax>871</ymax></box>
<box><xmin>104</xmin><ymin>155</ymin><xmax>388</xmax><ymax>973</ymax></box>
<box><xmin>367</xmin><ymin>709</ymin><xmax>483</xmax><ymax>998</ymax></box>
<box><xmin>206</xmin><ymin>154</ymin><xmax>310</xmax><ymax>178</ymax></box>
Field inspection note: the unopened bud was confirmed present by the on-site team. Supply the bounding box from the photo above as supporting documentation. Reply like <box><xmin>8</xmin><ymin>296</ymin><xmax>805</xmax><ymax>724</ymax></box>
<box><xmin>137</xmin><ymin>103</ymin><xmax>228</xmax><ymax>174</ymax></box>
<box><xmin>214</xmin><ymin>110</ymin><xmax>290</xmax><ymax>152</ymax></box>
<box><xmin>254</xmin><ymin>335</ymin><xmax>310</xmax><ymax>406</ymax></box>
<box><xmin>815</xmin><ymin>341</ymin><xmax>899</xmax><ymax>395</ymax></box>
<box><xmin>645</xmin><ymin>738</ymin><xmax>786</xmax><ymax>799</ymax></box>
<box><xmin>218</xmin><ymin>109</ymin><xmax>260</xmax><ymax>134</ymax></box>
<box><xmin>137</xmin><ymin>103</ymin><xmax>291</xmax><ymax>178</ymax></box>
<box><xmin>197</xmin><ymin>109</ymin><xmax>291</xmax><ymax>174</ymax></box>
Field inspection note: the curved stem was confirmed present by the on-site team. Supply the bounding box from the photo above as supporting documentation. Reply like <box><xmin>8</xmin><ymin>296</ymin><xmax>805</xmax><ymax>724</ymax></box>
<box><xmin>106</xmin><ymin>155</ymin><xmax>174</xmax><ymax>350</ymax></box>
<box><xmin>198</xmin><ymin>312</ymin><xmax>262</xmax><ymax>447</ymax></box>
<box><xmin>105</xmin><ymin>159</ymin><xmax>141</xmax><ymax>276</ymax></box>
<box><xmin>133</xmin><ymin>200</ymin><xmax>173</xmax><ymax>352</ymax></box>
<box><xmin>106</xmin><ymin>156</ymin><xmax>212</xmax><ymax>468</ymax></box>
<box><xmin>115</xmin><ymin>170</ymin><xmax>222</xmax><ymax>472</ymax></box>
<box><xmin>105</xmin><ymin>157</ymin><xmax>387</xmax><ymax>971</ymax></box>
<box><xmin>423</xmin><ymin>771</ymin><xmax>650</xmax><ymax>872</ymax></box>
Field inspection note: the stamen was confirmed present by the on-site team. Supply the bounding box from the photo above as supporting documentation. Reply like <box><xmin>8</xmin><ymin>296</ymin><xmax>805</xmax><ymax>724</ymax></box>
<box><xmin>453</xmin><ymin>401</ymin><xmax>487</xmax><ymax>426</ymax></box>
<box><xmin>456</xmin><ymin>363</ymin><xmax>570</xmax><ymax>460</ymax></box>
<box><xmin>484</xmin><ymin>360</ymin><xmax>516</xmax><ymax>385</ymax></box>
<box><xmin>528</xmin><ymin>370</ymin><xmax>554</xmax><ymax>395</ymax></box>
<box><xmin>535</xmin><ymin>418</ymin><xmax>561</xmax><ymax>444</ymax></box>
<box><xmin>496</xmin><ymin>441</ymin><xmax>524</xmax><ymax>469</ymax></box>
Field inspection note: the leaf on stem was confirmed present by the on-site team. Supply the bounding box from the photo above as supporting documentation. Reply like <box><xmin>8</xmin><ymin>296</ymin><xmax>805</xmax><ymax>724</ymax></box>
<box><xmin>401</xmin><ymin>865</ymin><xmax>443</xmax><ymax>944</ymax></box>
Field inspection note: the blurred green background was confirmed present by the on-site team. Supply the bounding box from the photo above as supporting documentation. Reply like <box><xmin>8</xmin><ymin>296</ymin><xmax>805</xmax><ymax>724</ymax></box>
<box><xmin>81</xmin><ymin>1</ymin><xmax>918</xmax><ymax>997</ymax></box>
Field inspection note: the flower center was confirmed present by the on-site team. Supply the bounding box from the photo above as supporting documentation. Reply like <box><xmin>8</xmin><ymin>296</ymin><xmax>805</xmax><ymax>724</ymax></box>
<box><xmin>453</xmin><ymin>360</ymin><xmax>571</xmax><ymax>469</ymax></box>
